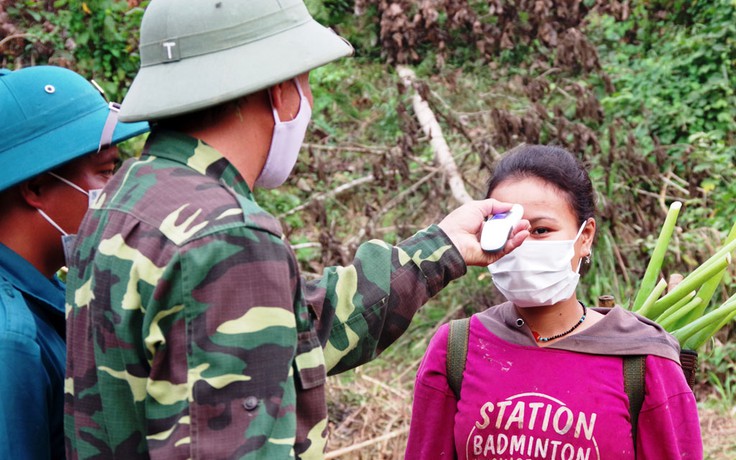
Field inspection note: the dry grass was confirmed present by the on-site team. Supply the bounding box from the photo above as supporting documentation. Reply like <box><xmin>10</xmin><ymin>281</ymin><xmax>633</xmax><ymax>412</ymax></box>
<box><xmin>325</xmin><ymin>367</ymin><xmax>415</xmax><ymax>459</ymax></box>
<box><xmin>700</xmin><ymin>404</ymin><xmax>736</xmax><ymax>460</ymax></box>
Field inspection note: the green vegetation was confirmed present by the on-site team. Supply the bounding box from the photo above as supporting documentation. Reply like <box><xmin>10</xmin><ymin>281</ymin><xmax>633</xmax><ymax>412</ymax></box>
<box><xmin>2</xmin><ymin>0</ymin><xmax>734</xmax><ymax>456</ymax></box>
<box><xmin>631</xmin><ymin>201</ymin><xmax>736</xmax><ymax>349</ymax></box>
<box><xmin>1</xmin><ymin>0</ymin><xmax>146</xmax><ymax>101</ymax></box>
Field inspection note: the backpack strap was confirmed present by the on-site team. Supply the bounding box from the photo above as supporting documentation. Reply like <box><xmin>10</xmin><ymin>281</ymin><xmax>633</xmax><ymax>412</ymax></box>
<box><xmin>623</xmin><ymin>355</ymin><xmax>646</xmax><ymax>452</ymax></box>
<box><xmin>447</xmin><ymin>317</ymin><xmax>471</xmax><ymax>400</ymax></box>
<box><xmin>679</xmin><ymin>349</ymin><xmax>698</xmax><ymax>389</ymax></box>
<box><xmin>447</xmin><ymin>316</ymin><xmax>650</xmax><ymax>452</ymax></box>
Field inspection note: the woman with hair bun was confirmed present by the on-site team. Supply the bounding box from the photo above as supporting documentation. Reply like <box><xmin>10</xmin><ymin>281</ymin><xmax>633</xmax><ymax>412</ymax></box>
<box><xmin>405</xmin><ymin>145</ymin><xmax>702</xmax><ymax>460</ymax></box>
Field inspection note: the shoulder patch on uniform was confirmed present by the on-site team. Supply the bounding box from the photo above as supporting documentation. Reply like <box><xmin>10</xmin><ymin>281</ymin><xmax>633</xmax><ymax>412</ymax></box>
<box><xmin>0</xmin><ymin>277</ymin><xmax>37</xmax><ymax>339</ymax></box>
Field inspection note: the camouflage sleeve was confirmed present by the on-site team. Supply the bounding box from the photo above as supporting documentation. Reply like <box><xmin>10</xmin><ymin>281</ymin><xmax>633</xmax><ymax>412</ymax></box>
<box><xmin>305</xmin><ymin>224</ymin><xmax>466</xmax><ymax>374</ymax></box>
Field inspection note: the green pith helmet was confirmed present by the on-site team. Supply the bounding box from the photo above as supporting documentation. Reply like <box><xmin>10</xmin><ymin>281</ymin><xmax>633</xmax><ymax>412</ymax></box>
<box><xmin>119</xmin><ymin>0</ymin><xmax>354</xmax><ymax>122</ymax></box>
<box><xmin>0</xmin><ymin>66</ymin><xmax>149</xmax><ymax>192</ymax></box>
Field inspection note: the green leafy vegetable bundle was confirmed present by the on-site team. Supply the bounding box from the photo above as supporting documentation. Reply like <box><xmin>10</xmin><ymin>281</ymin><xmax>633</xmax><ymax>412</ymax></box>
<box><xmin>630</xmin><ymin>201</ymin><xmax>736</xmax><ymax>350</ymax></box>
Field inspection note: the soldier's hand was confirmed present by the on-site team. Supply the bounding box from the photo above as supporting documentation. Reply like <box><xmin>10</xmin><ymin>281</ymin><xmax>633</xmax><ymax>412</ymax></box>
<box><xmin>438</xmin><ymin>199</ymin><xmax>530</xmax><ymax>267</ymax></box>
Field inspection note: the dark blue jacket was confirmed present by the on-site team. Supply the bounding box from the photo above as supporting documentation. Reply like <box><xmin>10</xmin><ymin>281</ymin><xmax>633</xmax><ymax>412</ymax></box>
<box><xmin>0</xmin><ymin>243</ymin><xmax>65</xmax><ymax>459</ymax></box>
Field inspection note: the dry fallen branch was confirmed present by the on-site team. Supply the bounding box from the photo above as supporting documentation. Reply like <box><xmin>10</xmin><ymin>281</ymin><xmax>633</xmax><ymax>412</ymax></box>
<box><xmin>0</xmin><ymin>33</ymin><xmax>34</xmax><ymax>49</ymax></box>
<box><xmin>278</xmin><ymin>174</ymin><xmax>375</xmax><ymax>218</ymax></box>
<box><xmin>374</xmin><ymin>169</ymin><xmax>439</xmax><ymax>221</ymax></box>
<box><xmin>427</xmin><ymin>88</ymin><xmax>500</xmax><ymax>158</ymax></box>
<box><xmin>360</xmin><ymin>373</ymin><xmax>410</xmax><ymax>400</ymax></box>
<box><xmin>663</xmin><ymin>171</ymin><xmax>690</xmax><ymax>196</ymax></box>
<box><xmin>303</xmin><ymin>143</ymin><xmax>389</xmax><ymax>155</ymax></box>
<box><xmin>324</xmin><ymin>427</ymin><xmax>410</xmax><ymax>459</ymax></box>
<box><xmin>396</xmin><ymin>65</ymin><xmax>472</xmax><ymax>204</ymax></box>
<box><xmin>332</xmin><ymin>405</ymin><xmax>366</xmax><ymax>438</ymax></box>
<box><xmin>290</xmin><ymin>242</ymin><xmax>322</xmax><ymax>251</ymax></box>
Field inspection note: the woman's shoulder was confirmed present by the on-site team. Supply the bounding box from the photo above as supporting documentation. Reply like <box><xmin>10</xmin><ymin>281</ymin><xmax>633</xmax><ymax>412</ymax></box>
<box><xmin>421</xmin><ymin>312</ymin><xmax>505</xmax><ymax>377</ymax></box>
<box><xmin>642</xmin><ymin>353</ymin><xmax>697</xmax><ymax>409</ymax></box>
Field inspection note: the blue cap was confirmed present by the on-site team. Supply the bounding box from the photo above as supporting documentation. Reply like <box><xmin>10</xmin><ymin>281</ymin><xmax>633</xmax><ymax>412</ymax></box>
<box><xmin>0</xmin><ymin>66</ymin><xmax>150</xmax><ymax>191</ymax></box>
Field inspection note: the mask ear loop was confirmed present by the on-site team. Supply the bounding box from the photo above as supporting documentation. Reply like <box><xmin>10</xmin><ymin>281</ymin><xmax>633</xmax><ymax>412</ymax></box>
<box><xmin>40</xmin><ymin>173</ymin><xmax>91</xmax><ymax>236</ymax></box>
<box><xmin>37</xmin><ymin>209</ymin><xmax>68</xmax><ymax>236</ymax></box>
<box><xmin>90</xmin><ymin>80</ymin><xmax>120</xmax><ymax>153</ymax></box>
<box><xmin>267</xmin><ymin>86</ymin><xmax>281</xmax><ymax>123</ymax></box>
<box><xmin>293</xmin><ymin>78</ymin><xmax>310</xmax><ymax>115</ymax></box>
<box><xmin>573</xmin><ymin>220</ymin><xmax>588</xmax><ymax>241</ymax></box>
<box><xmin>573</xmin><ymin>219</ymin><xmax>593</xmax><ymax>273</ymax></box>
<box><xmin>293</xmin><ymin>78</ymin><xmax>305</xmax><ymax>98</ymax></box>
<box><xmin>269</xmin><ymin>78</ymin><xmax>307</xmax><ymax>124</ymax></box>
<box><xmin>98</xmin><ymin>102</ymin><xmax>120</xmax><ymax>153</ymax></box>
<box><xmin>47</xmin><ymin>172</ymin><xmax>89</xmax><ymax>197</ymax></box>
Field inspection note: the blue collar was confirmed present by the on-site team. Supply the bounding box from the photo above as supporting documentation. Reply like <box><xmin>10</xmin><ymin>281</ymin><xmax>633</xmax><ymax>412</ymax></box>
<box><xmin>0</xmin><ymin>243</ymin><xmax>65</xmax><ymax>316</ymax></box>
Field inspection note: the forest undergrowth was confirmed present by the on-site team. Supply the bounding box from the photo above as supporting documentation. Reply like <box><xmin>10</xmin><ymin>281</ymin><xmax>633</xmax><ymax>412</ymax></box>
<box><xmin>2</xmin><ymin>0</ymin><xmax>735</xmax><ymax>457</ymax></box>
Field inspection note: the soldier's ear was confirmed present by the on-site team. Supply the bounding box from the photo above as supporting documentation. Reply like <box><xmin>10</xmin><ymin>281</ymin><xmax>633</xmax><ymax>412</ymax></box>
<box><xmin>269</xmin><ymin>80</ymin><xmax>302</xmax><ymax>122</ymax></box>
<box><xmin>19</xmin><ymin>175</ymin><xmax>53</xmax><ymax>209</ymax></box>
<box><xmin>269</xmin><ymin>82</ymin><xmax>285</xmax><ymax>111</ymax></box>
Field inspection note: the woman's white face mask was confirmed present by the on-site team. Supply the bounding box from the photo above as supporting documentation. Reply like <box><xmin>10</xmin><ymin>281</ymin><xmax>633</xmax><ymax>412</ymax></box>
<box><xmin>488</xmin><ymin>222</ymin><xmax>587</xmax><ymax>308</ymax></box>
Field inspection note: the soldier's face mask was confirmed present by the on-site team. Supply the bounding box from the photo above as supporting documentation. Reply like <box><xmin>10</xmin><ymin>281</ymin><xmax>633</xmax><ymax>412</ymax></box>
<box><xmin>36</xmin><ymin>172</ymin><xmax>102</xmax><ymax>264</ymax></box>
<box><xmin>254</xmin><ymin>78</ymin><xmax>312</xmax><ymax>189</ymax></box>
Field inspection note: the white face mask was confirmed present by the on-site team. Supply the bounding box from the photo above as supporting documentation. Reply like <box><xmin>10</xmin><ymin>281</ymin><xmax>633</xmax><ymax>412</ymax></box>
<box><xmin>37</xmin><ymin>172</ymin><xmax>102</xmax><ymax>264</ymax></box>
<box><xmin>488</xmin><ymin>222</ymin><xmax>587</xmax><ymax>308</ymax></box>
<box><xmin>37</xmin><ymin>205</ymin><xmax>77</xmax><ymax>265</ymax></box>
<box><xmin>254</xmin><ymin>78</ymin><xmax>312</xmax><ymax>189</ymax></box>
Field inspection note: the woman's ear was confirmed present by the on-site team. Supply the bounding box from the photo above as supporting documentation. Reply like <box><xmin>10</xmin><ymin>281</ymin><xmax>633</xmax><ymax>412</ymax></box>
<box><xmin>582</xmin><ymin>217</ymin><xmax>596</xmax><ymax>256</ymax></box>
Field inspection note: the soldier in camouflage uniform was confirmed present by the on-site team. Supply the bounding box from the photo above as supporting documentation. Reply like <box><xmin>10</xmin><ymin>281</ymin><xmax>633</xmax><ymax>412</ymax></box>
<box><xmin>64</xmin><ymin>0</ymin><xmax>530</xmax><ymax>459</ymax></box>
<box><xmin>0</xmin><ymin>66</ymin><xmax>147</xmax><ymax>459</ymax></box>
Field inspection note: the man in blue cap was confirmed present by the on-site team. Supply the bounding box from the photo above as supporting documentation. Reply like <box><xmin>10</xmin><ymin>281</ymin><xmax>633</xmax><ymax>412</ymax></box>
<box><xmin>0</xmin><ymin>65</ymin><xmax>148</xmax><ymax>459</ymax></box>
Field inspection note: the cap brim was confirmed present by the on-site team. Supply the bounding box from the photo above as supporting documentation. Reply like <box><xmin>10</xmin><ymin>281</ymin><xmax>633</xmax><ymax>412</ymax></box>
<box><xmin>0</xmin><ymin>106</ymin><xmax>149</xmax><ymax>191</ymax></box>
<box><xmin>119</xmin><ymin>20</ymin><xmax>352</xmax><ymax>122</ymax></box>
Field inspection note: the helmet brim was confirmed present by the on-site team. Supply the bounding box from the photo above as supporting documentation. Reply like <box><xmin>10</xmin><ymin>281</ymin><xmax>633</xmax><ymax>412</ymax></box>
<box><xmin>119</xmin><ymin>20</ymin><xmax>353</xmax><ymax>122</ymax></box>
<box><xmin>0</xmin><ymin>107</ymin><xmax>149</xmax><ymax>192</ymax></box>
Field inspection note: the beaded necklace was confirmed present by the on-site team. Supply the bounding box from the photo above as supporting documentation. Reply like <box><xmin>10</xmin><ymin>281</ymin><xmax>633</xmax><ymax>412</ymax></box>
<box><xmin>531</xmin><ymin>303</ymin><xmax>587</xmax><ymax>343</ymax></box>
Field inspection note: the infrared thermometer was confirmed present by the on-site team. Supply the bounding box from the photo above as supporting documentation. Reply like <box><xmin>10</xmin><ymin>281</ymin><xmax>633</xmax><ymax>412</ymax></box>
<box><xmin>480</xmin><ymin>204</ymin><xmax>524</xmax><ymax>253</ymax></box>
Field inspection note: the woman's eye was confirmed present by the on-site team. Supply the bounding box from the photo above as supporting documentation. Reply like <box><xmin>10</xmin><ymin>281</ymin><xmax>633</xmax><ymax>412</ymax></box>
<box><xmin>532</xmin><ymin>227</ymin><xmax>550</xmax><ymax>235</ymax></box>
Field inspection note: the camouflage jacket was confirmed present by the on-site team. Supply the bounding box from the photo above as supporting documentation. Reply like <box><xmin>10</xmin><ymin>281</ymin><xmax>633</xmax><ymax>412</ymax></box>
<box><xmin>64</xmin><ymin>130</ymin><xmax>466</xmax><ymax>459</ymax></box>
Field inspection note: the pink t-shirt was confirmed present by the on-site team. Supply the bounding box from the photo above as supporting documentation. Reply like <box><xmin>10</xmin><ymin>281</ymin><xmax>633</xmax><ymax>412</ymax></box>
<box><xmin>406</xmin><ymin>311</ymin><xmax>702</xmax><ymax>460</ymax></box>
